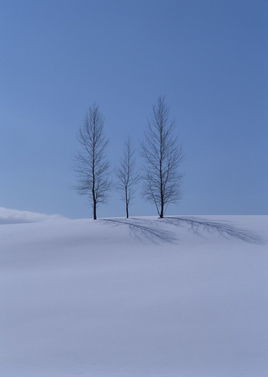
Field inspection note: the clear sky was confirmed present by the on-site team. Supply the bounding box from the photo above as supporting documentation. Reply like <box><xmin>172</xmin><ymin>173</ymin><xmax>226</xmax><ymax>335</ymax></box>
<box><xmin>0</xmin><ymin>0</ymin><xmax>267</xmax><ymax>218</ymax></box>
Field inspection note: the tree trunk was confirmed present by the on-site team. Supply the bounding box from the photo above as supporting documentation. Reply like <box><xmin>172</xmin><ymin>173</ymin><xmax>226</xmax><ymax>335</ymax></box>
<box><xmin>93</xmin><ymin>200</ymin><xmax>97</xmax><ymax>220</ymax></box>
<box><xmin>160</xmin><ymin>187</ymin><xmax>164</xmax><ymax>218</ymax></box>
<box><xmin>126</xmin><ymin>203</ymin><xmax>129</xmax><ymax>219</ymax></box>
<box><xmin>125</xmin><ymin>190</ymin><xmax>129</xmax><ymax>219</ymax></box>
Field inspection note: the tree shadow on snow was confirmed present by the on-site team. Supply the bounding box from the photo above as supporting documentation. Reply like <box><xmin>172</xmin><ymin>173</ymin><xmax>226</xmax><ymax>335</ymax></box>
<box><xmin>102</xmin><ymin>218</ymin><xmax>177</xmax><ymax>243</ymax></box>
<box><xmin>164</xmin><ymin>216</ymin><xmax>263</xmax><ymax>244</ymax></box>
<box><xmin>102</xmin><ymin>216</ymin><xmax>263</xmax><ymax>245</ymax></box>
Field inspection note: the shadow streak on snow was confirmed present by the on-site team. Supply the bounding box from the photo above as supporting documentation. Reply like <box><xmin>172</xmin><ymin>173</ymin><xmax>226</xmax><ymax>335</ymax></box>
<box><xmin>102</xmin><ymin>217</ymin><xmax>263</xmax><ymax>245</ymax></box>
<box><xmin>164</xmin><ymin>217</ymin><xmax>263</xmax><ymax>244</ymax></box>
<box><xmin>102</xmin><ymin>218</ymin><xmax>177</xmax><ymax>243</ymax></box>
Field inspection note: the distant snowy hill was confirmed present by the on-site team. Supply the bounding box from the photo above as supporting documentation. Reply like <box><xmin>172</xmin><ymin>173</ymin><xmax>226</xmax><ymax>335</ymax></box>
<box><xmin>0</xmin><ymin>207</ymin><xmax>66</xmax><ymax>224</ymax></box>
<box><xmin>0</xmin><ymin>213</ymin><xmax>267</xmax><ymax>377</ymax></box>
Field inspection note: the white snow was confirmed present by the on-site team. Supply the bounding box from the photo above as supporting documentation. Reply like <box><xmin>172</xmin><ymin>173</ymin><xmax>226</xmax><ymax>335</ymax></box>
<box><xmin>0</xmin><ymin>209</ymin><xmax>267</xmax><ymax>377</ymax></box>
<box><xmin>0</xmin><ymin>207</ymin><xmax>65</xmax><ymax>224</ymax></box>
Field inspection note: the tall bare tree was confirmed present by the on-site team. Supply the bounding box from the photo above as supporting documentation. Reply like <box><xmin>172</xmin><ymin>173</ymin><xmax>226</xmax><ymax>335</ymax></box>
<box><xmin>76</xmin><ymin>105</ymin><xmax>110</xmax><ymax>220</ymax></box>
<box><xmin>142</xmin><ymin>97</ymin><xmax>183</xmax><ymax>218</ymax></box>
<box><xmin>117</xmin><ymin>140</ymin><xmax>139</xmax><ymax>218</ymax></box>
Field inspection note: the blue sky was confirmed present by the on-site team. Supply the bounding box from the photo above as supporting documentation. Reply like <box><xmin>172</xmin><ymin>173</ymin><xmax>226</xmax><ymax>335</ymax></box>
<box><xmin>0</xmin><ymin>0</ymin><xmax>267</xmax><ymax>217</ymax></box>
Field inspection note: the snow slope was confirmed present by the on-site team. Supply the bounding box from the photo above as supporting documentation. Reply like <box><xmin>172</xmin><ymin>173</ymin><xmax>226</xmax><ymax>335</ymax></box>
<box><xmin>0</xmin><ymin>207</ymin><xmax>65</xmax><ymax>224</ymax></box>
<box><xmin>0</xmin><ymin>209</ymin><xmax>267</xmax><ymax>377</ymax></box>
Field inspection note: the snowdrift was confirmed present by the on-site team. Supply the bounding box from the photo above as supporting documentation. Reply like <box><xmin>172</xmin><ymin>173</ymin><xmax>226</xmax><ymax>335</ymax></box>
<box><xmin>0</xmin><ymin>207</ymin><xmax>65</xmax><ymax>225</ymax></box>
<box><xmin>0</xmin><ymin>211</ymin><xmax>267</xmax><ymax>377</ymax></box>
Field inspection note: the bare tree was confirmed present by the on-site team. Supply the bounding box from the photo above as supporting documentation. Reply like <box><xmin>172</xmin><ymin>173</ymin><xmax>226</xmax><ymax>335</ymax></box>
<box><xmin>76</xmin><ymin>105</ymin><xmax>110</xmax><ymax>220</ymax></box>
<box><xmin>117</xmin><ymin>140</ymin><xmax>139</xmax><ymax>218</ymax></box>
<box><xmin>142</xmin><ymin>97</ymin><xmax>183</xmax><ymax>218</ymax></box>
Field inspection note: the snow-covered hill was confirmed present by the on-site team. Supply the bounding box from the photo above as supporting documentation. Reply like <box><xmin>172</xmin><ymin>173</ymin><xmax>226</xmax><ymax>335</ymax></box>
<box><xmin>0</xmin><ymin>210</ymin><xmax>267</xmax><ymax>377</ymax></box>
<box><xmin>0</xmin><ymin>207</ymin><xmax>65</xmax><ymax>224</ymax></box>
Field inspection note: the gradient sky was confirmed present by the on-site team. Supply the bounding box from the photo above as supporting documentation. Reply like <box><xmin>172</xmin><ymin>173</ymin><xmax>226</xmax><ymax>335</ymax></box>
<box><xmin>0</xmin><ymin>0</ymin><xmax>267</xmax><ymax>218</ymax></box>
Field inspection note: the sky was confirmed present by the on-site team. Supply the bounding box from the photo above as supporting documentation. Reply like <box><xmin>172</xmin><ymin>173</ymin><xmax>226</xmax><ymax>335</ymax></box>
<box><xmin>0</xmin><ymin>0</ymin><xmax>267</xmax><ymax>218</ymax></box>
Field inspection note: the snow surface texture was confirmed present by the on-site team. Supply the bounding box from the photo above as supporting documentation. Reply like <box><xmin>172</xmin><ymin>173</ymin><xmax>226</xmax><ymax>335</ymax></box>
<box><xmin>0</xmin><ymin>208</ymin><xmax>267</xmax><ymax>377</ymax></box>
